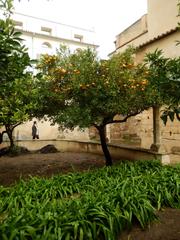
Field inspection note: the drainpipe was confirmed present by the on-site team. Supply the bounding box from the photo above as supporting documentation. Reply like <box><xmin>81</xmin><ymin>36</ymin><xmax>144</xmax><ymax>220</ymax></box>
<box><xmin>31</xmin><ymin>32</ymin><xmax>35</xmax><ymax>59</ymax></box>
<box><xmin>105</xmin><ymin>125</ymin><xmax>111</xmax><ymax>143</ymax></box>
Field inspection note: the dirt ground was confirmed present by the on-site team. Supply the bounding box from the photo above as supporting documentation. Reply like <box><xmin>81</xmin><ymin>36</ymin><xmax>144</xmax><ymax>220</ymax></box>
<box><xmin>0</xmin><ymin>151</ymin><xmax>180</xmax><ymax>240</ymax></box>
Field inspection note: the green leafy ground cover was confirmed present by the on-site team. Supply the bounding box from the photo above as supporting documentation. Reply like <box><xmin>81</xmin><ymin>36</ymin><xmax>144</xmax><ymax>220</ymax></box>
<box><xmin>0</xmin><ymin>160</ymin><xmax>179</xmax><ymax>240</ymax></box>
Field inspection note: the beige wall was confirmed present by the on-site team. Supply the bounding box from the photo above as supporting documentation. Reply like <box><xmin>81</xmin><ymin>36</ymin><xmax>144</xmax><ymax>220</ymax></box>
<box><xmin>115</xmin><ymin>0</ymin><xmax>180</xmax><ymax>57</ymax></box>
<box><xmin>115</xmin><ymin>14</ymin><xmax>148</xmax><ymax>49</ymax></box>
<box><xmin>13</xmin><ymin>119</ymin><xmax>90</xmax><ymax>142</ymax></box>
<box><xmin>116</xmin><ymin>30</ymin><xmax>180</xmax><ymax>60</ymax></box>
<box><xmin>111</xmin><ymin>30</ymin><xmax>180</xmax><ymax>151</ymax></box>
<box><xmin>110</xmin><ymin>0</ymin><xmax>180</xmax><ymax>156</ymax></box>
<box><xmin>147</xmin><ymin>0</ymin><xmax>179</xmax><ymax>39</ymax></box>
<box><xmin>136</xmin><ymin>31</ymin><xmax>180</xmax><ymax>62</ymax></box>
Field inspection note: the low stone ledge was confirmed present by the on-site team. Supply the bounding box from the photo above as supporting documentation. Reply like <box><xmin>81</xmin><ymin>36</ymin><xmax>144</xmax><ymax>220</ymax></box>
<box><xmin>0</xmin><ymin>139</ymin><xmax>167</xmax><ymax>163</ymax></box>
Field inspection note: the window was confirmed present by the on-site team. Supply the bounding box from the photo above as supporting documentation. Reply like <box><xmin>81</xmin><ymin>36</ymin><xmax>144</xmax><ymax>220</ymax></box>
<box><xmin>41</xmin><ymin>42</ymin><xmax>52</xmax><ymax>55</ymax></box>
<box><xmin>36</xmin><ymin>53</ymin><xmax>41</xmax><ymax>60</ymax></box>
<box><xmin>42</xmin><ymin>42</ymin><xmax>52</xmax><ymax>49</ymax></box>
<box><xmin>41</xmin><ymin>26</ymin><xmax>52</xmax><ymax>35</ymax></box>
<box><xmin>13</xmin><ymin>20</ymin><xmax>23</xmax><ymax>29</ymax></box>
<box><xmin>74</xmin><ymin>34</ymin><xmax>83</xmax><ymax>42</ymax></box>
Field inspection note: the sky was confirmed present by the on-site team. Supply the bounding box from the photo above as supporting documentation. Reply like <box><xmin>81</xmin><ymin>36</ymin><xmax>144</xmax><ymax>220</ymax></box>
<box><xmin>13</xmin><ymin>0</ymin><xmax>147</xmax><ymax>58</ymax></box>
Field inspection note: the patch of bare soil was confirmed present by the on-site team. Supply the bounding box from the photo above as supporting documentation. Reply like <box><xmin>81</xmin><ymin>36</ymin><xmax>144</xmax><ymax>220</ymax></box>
<box><xmin>0</xmin><ymin>151</ymin><xmax>180</xmax><ymax>240</ymax></box>
<box><xmin>0</xmin><ymin>151</ymin><xmax>105</xmax><ymax>186</ymax></box>
<box><xmin>119</xmin><ymin>208</ymin><xmax>180</xmax><ymax>240</ymax></box>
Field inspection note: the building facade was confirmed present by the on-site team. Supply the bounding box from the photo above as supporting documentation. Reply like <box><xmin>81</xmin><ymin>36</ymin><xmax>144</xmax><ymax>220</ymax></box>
<box><xmin>108</xmin><ymin>0</ymin><xmax>180</xmax><ymax>158</ymax></box>
<box><xmin>11</xmin><ymin>13</ymin><xmax>98</xmax><ymax>142</ymax></box>
<box><xmin>113</xmin><ymin>0</ymin><xmax>179</xmax><ymax>60</ymax></box>
<box><xmin>13</xmin><ymin>12</ymin><xmax>98</xmax><ymax>59</ymax></box>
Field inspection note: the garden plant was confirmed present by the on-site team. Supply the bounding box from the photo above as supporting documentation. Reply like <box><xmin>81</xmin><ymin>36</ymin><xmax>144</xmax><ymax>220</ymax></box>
<box><xmin>0</xmin><ymin>160</ymin><xmax>179</xmax><ymax>239</ymax></box>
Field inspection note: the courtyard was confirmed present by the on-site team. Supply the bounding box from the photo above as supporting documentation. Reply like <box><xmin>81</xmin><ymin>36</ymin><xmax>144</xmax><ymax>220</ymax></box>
<box><xmin>0</xmin><ymin>151</ymin><xmax>180</xmax><ymax>240</ymax></box>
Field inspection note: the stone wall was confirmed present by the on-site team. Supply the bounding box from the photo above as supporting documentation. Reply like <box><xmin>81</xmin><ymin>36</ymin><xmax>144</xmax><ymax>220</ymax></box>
<box><xmin>0</xmin><ymin>139</ymin><xmax>168</xmax><ymax>164</ymax></box>
<box><xmin>109</xmin><ymin>108</ymin><xmax>180</xmax><ymax>155</ymax></box>
<box><xmin>10</xmin><ymin>119</ymin><xmax>90</xmax><ymax>142</ymax></box>
<box><xmin>109</xmin><ymin>110</ymin><xmax>153</xmax><ymax>148</ymax></box>
<box><xmin>147</xmin><ymin>0</ymin><xmax>179</xmax><ymax>39</ymax></box>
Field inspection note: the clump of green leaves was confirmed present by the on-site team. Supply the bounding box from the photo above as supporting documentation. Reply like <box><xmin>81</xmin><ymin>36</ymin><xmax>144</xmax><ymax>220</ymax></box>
<box><xmin>145</xmin><ymin>50</ymin><xmax>180</xmax><ymax>124</ymax></box>
<box><xmin>0</xmin><ymin>160</ymin><xmax>179</xmax><ymax>239</ymax></box>
<box><xmin>0</xmin><ymin>0</ymin><xmax>39</xmax><ymax>147</ymax></box>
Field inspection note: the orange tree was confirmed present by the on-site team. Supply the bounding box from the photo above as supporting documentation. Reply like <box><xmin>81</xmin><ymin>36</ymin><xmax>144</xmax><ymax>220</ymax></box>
<box><xmin>37</xmin><ymin>46</ymin><xmax>154</xmax><ymax>166</ymax></box>
<box><xmin>145</xmin><ymin>50</ymin><xmax>180</xmax><ymax>124</ymax></box>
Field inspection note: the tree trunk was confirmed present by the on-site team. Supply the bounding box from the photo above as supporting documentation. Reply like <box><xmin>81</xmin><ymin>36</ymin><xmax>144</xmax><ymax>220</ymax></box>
<box><xmin>5</xmin><ymin>125</ymin><xmax>14</xmax><ymax>149</ymax></box>
<box><xmin>97</xmin><ymin>126</ymin><xmax>112</xmax><ymax>166</ymax></box>
<box><xmin>0</xmin><ymin>133</ymin><xmax>3</xmax><ymax>144</ymax></box>
<box><xmin>0</xmin><ymin>131</ymin><xmax>7</xmax><ymax>144</ymax></box>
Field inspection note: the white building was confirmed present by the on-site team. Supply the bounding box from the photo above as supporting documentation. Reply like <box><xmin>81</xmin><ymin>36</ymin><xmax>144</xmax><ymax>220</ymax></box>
<box><xmin>12</xmin><ymin>12</ymin><xmax>98</xmax><ymax>59</ymax></box>
<box><xmin>11</xmin><ymin>13</ymin><xmax>98</xmax><ymax>142</ymax></box>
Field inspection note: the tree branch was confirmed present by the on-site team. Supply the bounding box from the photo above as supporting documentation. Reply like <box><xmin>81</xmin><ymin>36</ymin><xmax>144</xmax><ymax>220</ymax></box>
<box><xmin>12</xmin><ymin>122</ymin><xmax>22</xmax><ymax>131</ymax></box>
<box><xmin>176</xmin><ymin>112</ymin><xmax>180</xmax><ymax>121</ymax></box>
<box><xmin>106</xmin><ymin>111</ymin><xmax>142</xmax><ymax>125</ymax></box>
<box><xmin>93</xmin><ymin>123</ymin><xmax>100</xmax><ymax>130</ymax></box>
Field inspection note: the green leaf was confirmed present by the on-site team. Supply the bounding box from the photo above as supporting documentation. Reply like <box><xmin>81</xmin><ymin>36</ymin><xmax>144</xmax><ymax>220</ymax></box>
<box><xmin>79</xmin><ymin>227</ymin><xmax>84</xmax><ymax>240</ymax></box>
<box><xmin>168</xmin><ymin>111</ymin><xmax>175</xmax><ymax>122</ymax></box>
<box><xmin>161</xmin><ymin>114</ymin><xmax>168</xmax><ymax>125</ymax></box>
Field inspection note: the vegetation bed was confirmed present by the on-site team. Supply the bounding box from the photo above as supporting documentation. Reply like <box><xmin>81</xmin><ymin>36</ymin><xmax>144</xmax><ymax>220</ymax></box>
<box><xmin>0</xmin><ymin>160</ymin><xmax>179</xmax><ymax>239</ymax></box>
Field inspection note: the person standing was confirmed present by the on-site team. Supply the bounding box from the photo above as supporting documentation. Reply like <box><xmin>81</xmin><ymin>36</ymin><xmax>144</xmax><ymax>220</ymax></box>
<box><xmin>32</xmin><ymin>121</ymin><xmax>39</xmax><ymax>139</ymax></box>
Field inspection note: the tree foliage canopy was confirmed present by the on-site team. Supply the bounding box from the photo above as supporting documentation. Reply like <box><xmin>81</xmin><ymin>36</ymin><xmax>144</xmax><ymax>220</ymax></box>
<box><xmin>0</xmin><ymin>0</ymin><xmax>39</xmax><ymax>147</ymax></box>
<box><xmin>38</xmin><ymin>47</ymin><xmax>154</xmax><ymax>128</ymax></box>
<box><xmin>37</xmin><ymin>46</ymin><xmax>155</xmax><ymax>165</ymax></box>
<box><xmin>145</xmin><ymin>50</ymin><xmax>180</xmax><ymax>124</ymax></box>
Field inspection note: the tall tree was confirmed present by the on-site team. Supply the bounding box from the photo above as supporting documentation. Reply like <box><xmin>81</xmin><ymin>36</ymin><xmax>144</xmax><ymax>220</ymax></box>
<box><xmin>37</xmin><ymin>46</ymin><xmax>154</xmax><ymax>165</ymax></box>
<box><xmin>0</xmin><ymin>0</ymin><xmax>38</xmax><ymax>148</ymax></box>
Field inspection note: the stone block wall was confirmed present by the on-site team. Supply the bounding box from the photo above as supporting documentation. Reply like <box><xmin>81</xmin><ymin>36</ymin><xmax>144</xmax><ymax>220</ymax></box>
<box><xmin>109</xmin><ymin>109</ymin><xmax>180</xmax><ymax>155</ymax></box>
<box><xmin>109</xmin><ymin>110</ymin><xmax>153</xmax><ymax>148</ymax></box>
